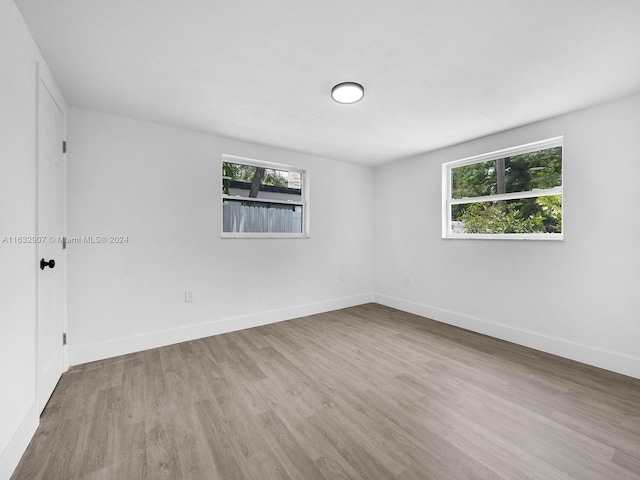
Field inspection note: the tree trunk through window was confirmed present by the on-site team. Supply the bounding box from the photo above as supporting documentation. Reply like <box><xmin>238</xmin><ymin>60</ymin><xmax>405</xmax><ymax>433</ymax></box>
<box><xmin>496</xmin><ymin>157</ymin><xmax>506</xmax><ymax>195</ymax></box>
<box><xmin>249</xmin><ymin>167</ymin><xmax>265</xmax><ymax>198</ymax></box>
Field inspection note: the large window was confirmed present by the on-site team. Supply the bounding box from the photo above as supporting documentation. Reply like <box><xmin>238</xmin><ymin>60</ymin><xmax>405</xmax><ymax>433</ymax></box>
<box><xmin>442</xmin><ymin>137</ymin><xmax>563</xmax><ymax>240</ymax></box>
<box><xmin>221</xmin><ymin>155</ymin><xmax>308</xmax><ymax>238</ymax></box>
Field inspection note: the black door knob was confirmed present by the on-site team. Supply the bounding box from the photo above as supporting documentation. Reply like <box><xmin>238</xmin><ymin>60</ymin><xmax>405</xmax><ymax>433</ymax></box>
<box><xmin>40</xmin><ymin>258</ymin><xmax>55</xmax><ymax>270</ymax></box>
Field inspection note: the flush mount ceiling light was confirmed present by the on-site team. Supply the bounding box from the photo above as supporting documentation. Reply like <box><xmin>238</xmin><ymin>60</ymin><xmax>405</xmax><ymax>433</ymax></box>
<box><xmin>331</xmin><ymin>82</ymin><xmax>364</xmax><ymax>104</ymax></box>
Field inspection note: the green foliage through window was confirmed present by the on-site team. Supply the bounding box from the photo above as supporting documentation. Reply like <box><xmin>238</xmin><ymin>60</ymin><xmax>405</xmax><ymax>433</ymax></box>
<box><xmin>453</xmin><ymin>196</ymin><xmax>561</xmax><ymax>234</ymax></box>
<box><xmin>445</xmin><ymin>139</ymin><xmax>563</xmax><ymax>238</ymax></box>
<box><xmin>452</xmin><ymin>147</ymin><xmax>562</xmax><ymax>199</ymax></box>
<box><xmin>222</xmin><ymin>162</ymin><xmax>290</xmax><ymax>195</ymax></box>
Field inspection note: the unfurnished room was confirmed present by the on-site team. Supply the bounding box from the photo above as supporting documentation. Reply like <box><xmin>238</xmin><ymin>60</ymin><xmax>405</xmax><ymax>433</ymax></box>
<box><xmin>1</xmin><ymin>0</ymin><xmax>640</xmax><ymax>479</ymax></box>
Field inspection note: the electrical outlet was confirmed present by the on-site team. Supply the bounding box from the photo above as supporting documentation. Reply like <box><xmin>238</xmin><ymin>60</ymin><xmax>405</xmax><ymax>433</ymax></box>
<box><xmin>405</xmin><ymin>277</ymin><xmax>411</xmax><ymax>287</ymax></box>
<box><xmin>185</xmin><ymin>290</ymin><xmax>193</xmax><ymax>302</ymax></box>
<box><xmin>339</xmin><ymin>273</ymin><xmax>344</xmax><ymax>283</ymax></box>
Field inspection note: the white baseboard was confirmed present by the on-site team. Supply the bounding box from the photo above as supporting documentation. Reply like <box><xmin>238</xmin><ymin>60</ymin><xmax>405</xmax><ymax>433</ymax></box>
<box><xmin>0</xmin><ymin>401</ymin><xmax>39</xmax><ymax>480</ymax></box>
<box><xmin>69</xmin><ymin>293</ymin><xmax>374</xmax><ymax>366</ymax></box>
<box><xmin>374</xmin><ymin>294</ymin><xmax>640</xmax><ymax>380</ymax></box>
<box><xmin>68</xmin><ymin>291</ymin><xmax>640</xmax><ymax>378</ymax></box>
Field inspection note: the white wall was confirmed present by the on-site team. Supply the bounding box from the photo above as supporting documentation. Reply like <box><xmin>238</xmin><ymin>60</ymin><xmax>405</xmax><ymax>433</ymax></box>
<box><xmin>374</xmin><ymin>93</ymin><xmax>640</xmax><ymax>379</ymax></box>
<box><xmin>66</xmin><ymin>108</ymin><xmax>375</xmax><ymax>364</ymax></box>
<box><xmin>0</xmin><ymin>0</ymin><xmax>67</xmax><ymax>477</ymax></box>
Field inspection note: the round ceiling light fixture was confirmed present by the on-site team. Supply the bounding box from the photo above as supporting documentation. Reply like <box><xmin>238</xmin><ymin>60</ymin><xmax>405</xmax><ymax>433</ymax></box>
<box><xmin>331</xmin><ymin>82</ymin><xmax>364</xmax><ymax>104</ymax></box>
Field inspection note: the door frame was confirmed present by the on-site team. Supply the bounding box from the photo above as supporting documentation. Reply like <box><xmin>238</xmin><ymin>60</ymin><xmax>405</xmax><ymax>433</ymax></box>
<box><xmin>35</xmin><ymin>60</ymin><xmax>69</xmax><ymax>413</ymax></box>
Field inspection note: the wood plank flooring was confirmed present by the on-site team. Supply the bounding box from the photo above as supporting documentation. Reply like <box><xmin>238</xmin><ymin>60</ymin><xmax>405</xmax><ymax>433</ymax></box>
<box><xmin>11</xmin><ymin>303</ymin><xmax>640</xmax><ymax>479</ymax></box>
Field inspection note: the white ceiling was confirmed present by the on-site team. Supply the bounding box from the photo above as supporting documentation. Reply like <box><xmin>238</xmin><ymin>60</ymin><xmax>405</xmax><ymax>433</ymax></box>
<box><xmin>14</xmin><ymin>0</ymin><xmax>640</xmax><ymax>166</ymax></box>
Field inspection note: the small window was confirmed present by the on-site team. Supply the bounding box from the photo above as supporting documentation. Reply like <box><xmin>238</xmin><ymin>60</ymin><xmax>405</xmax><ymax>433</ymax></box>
<box><xmin>221</xmin><ymin>155</ymin><xmax>308</xmax><ymax>238</ymax></box>
<box><xmin>442</xmin><ymin>137</ymin><xmax>563</xmax><ymax>240</ymax></box>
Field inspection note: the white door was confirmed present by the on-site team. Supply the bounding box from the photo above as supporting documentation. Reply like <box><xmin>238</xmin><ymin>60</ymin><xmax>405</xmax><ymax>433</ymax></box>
<box><xmin>37</xmin><ymin>77</ymin><xmax>66</xmax><ymax>413</ymax></box>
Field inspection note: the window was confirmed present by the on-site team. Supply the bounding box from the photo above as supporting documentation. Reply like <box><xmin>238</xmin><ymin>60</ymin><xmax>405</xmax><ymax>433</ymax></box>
<box><xmin>221</xmin><ymin>155</ymin><xmax>308</xmax><ymax>238</ymax></box>
<box><xmin>442</xmin><ymin>137</ymin><xmax>563</xmax><ymax>240</ymax></box>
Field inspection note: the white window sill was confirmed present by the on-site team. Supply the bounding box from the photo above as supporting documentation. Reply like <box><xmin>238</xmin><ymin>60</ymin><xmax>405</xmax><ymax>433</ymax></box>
<box><xmin>443</xmin><ymin>233</ymin><xmax>563</xmax><ymax>241</ymax></box>
<box><xmin>221</xmin><ymin>233</ymin><xmax>310</xmax><ymax>239</ymax></box>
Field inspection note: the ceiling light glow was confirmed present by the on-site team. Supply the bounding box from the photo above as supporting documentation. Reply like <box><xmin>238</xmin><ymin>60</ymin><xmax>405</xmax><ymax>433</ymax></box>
<box><xmin>331</xmin><ymin>82</ymin><xmax>364</xmax><ymax>104</ymax></box>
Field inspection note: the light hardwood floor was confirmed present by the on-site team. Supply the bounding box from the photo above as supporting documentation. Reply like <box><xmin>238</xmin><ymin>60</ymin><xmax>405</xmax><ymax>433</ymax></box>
<box><xmin>11</xmin><ymin>303</ymin><xmax>640</xmax><ymax>479</ymax></box>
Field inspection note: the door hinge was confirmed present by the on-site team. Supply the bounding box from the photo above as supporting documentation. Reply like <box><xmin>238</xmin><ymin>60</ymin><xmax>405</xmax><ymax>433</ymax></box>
<box><xmin>63</xmin><ymin>333</ymin><xmax>67</xmax><ymax>346</ymax></box>
<box><xmin>62</xmin><ymin>236</ymin><xmax>67</xmax><ymax>249</ymax></box>
<box><xmin>62</xmin><ymin>140</ymin><xmax>67</xmax><ymax>153</ymax></box>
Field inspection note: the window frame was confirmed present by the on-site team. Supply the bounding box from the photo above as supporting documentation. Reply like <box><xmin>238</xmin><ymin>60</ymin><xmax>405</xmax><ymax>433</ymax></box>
<box><xmin>442</xmin><ymin>136</ymin><xmax>564</xmax><ymax>240</ymax></box>
<box><xmin>221</xmin><ymin>154</ymin><xmax>309</xmax><ymax>239</ymax></box>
